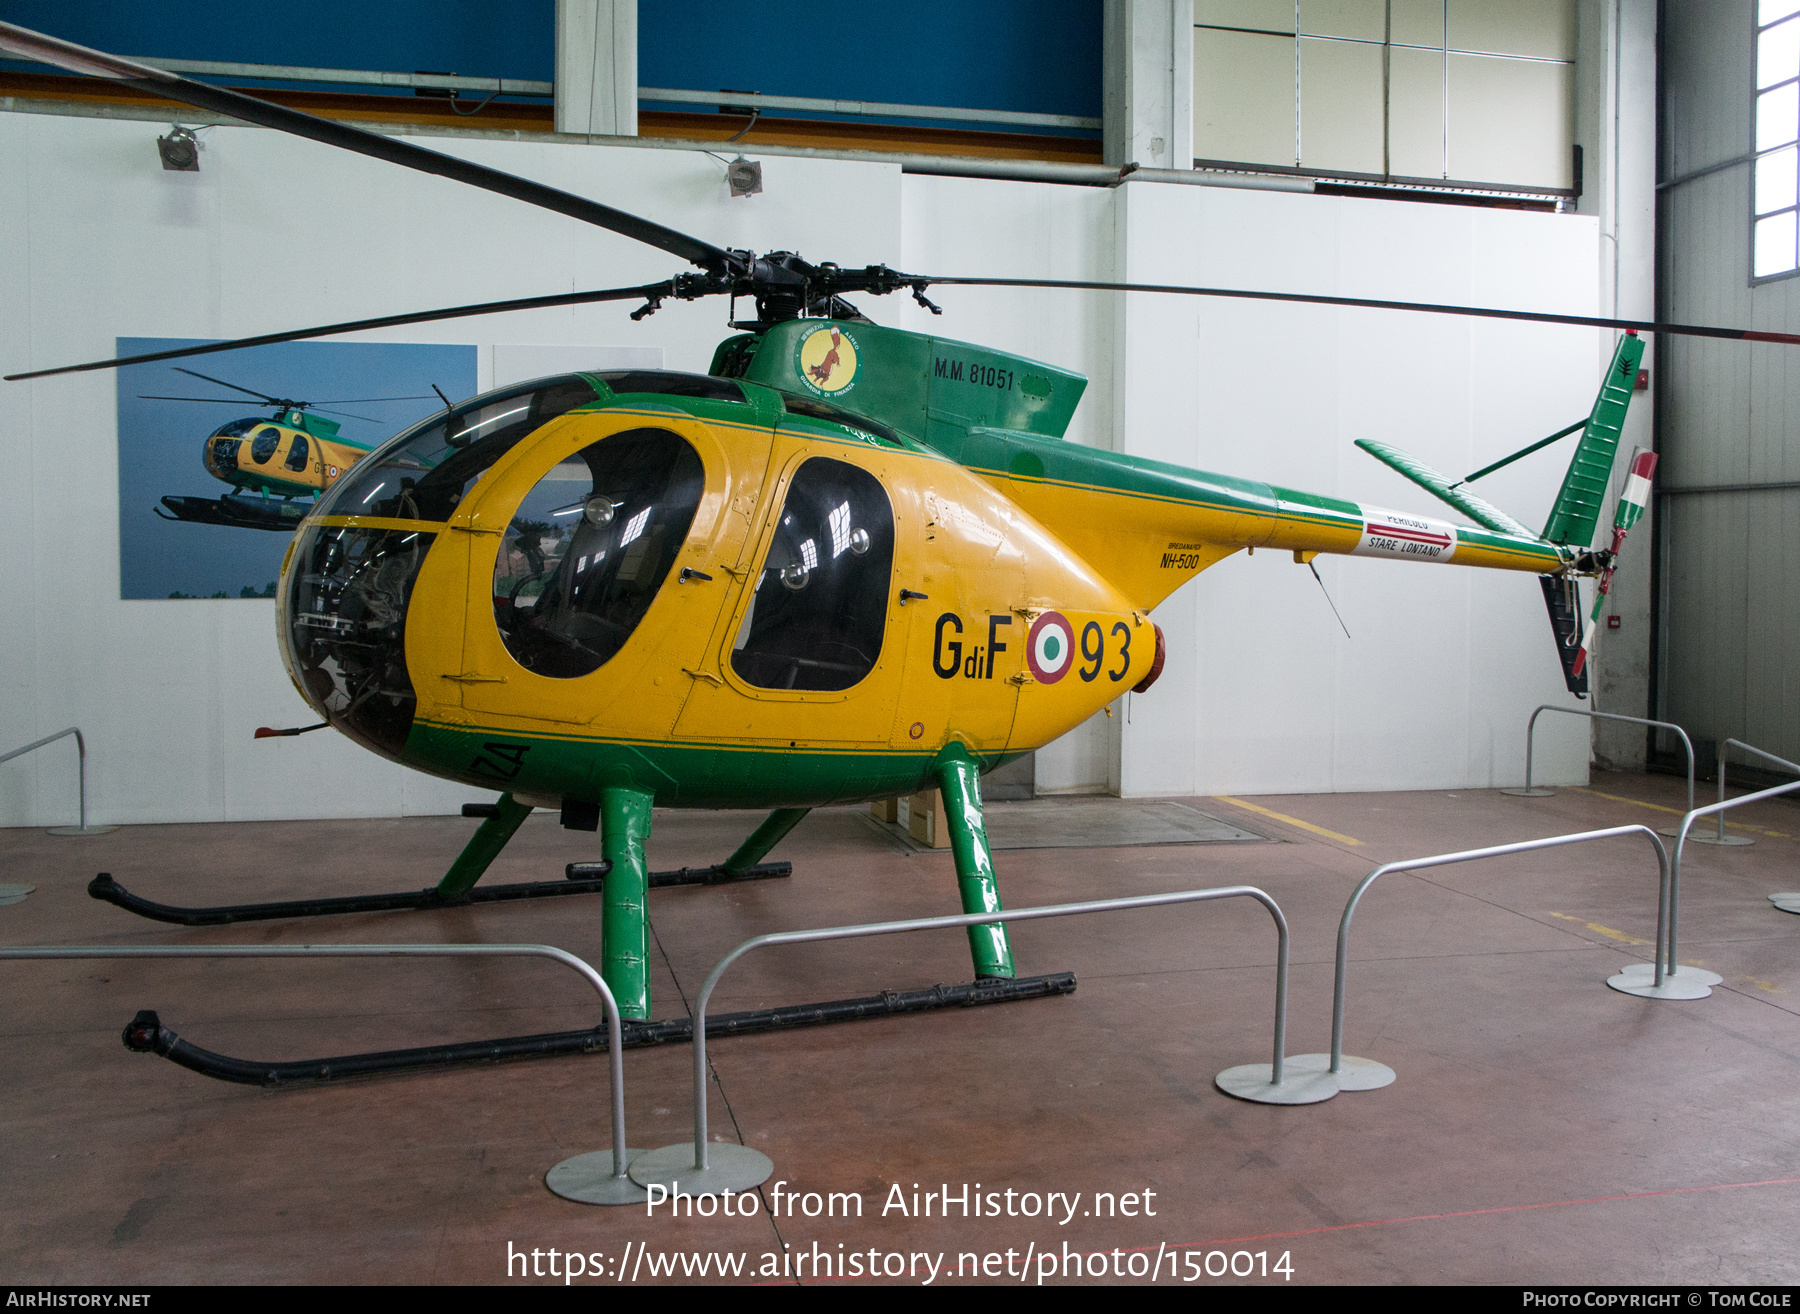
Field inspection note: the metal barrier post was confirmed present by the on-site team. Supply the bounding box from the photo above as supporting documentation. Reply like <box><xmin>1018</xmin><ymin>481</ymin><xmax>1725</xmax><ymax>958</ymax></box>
<box><xmin>1654</xmin><ymin>778</ymin><xmax>1800</xmax><ymax>948</ymax></box>
<box><xmin>0</xmin><ymin>727</ymin><xmax>115</xmax><ymax>837</ymax></box>
<box><xmin>626</xmin><ymin>885</ymin><xmax>1326</xmax><ymax>1197</ymax></box>
<box><xmin>0</xmin><ymin>942</ymin><xmax>644</xmax><ymax>1205</ymax></box>
<box><xmin>1501</xmin><ymin>708</ymin><xmax>1702</xmax><ymax>838</ymax></box>
<box><xmin>1717</xmin><ymin>738</ymin><xmax>1799</xmax><ymax>850</ymax></box>
<box><xmin>1314</xmin><ymin>824</ymin><xmax>1673</xmax><ymax>1090</ymax></box>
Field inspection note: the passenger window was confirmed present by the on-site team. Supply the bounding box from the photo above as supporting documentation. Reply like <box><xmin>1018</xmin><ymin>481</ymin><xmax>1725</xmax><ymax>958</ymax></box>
<box><xmin>492</xmin><ymin>428</ymin><xmax>703</xmax><ymax>679</ymax></box>
<box><xmin>731</xmin><ymin>458</ymin><xmax>893</xmax><ymax>692</ymax></box>
<box><xmin>250</xmin><ymin>427</ymin><xmax>281</xmax><ymax>464</ymax></box>
<box><xmin>286</xmin><ymin>433</ymin><xmax>310</xmax><ymax>472</ymax></box>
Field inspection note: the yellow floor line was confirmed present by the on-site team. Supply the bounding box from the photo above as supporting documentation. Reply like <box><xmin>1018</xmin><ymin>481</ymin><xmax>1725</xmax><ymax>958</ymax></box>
<box><xmin>1214</xmin><ymin>797</ymin><xmax>1363</xmax><ymax>846</ymax></box>
<box><xmin>1547</xmin><ymin>911</ymin><xmax>1650</xmax><ymax>946</ymax></box>
<box><xmin>1572</xmin><ymin>787</ymin><xmax>1791</xmax><ymax>839</ymax></box>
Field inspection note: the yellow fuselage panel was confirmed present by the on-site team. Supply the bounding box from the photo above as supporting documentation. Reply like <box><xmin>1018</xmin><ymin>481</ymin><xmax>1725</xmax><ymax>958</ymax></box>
<box><xmin>204</xmin><ymin>423</ymin><xmax>368</xmax><ymax>497</ymax></box>
<box><xmin>328</xmin><ymin>404</ymin><xmax>1154</xmax><ymax>763</ymax></box>
<box><xmin>976</xmin><ymin>471</ymin><xmax>1555</xmax><ymax>615</ymax></box>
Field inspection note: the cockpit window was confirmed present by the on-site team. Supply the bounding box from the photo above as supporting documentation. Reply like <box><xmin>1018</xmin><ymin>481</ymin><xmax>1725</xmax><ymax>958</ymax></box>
<box><xmin>731</xmin><ymin>457</ymin><xmax>894</xmax><ymax>691</ymax></box>
<box><xmin>314</xmin><ymin>376</ymin><xmax>600</xmax><ymax>522</ymax></box>
<box><xmin>250</xmin><ymin>427</ymin><xmax>281</xmax><ymax>464</ymax></box>
<box><xmin>211</xmin><ymin>417</ymin><xmax>259</xmax><ymax>439</ymax></box>
<box><xmin>492</xmin><ymin>428</ymin><xmax>704</xmax><ymax>679</ymax></box>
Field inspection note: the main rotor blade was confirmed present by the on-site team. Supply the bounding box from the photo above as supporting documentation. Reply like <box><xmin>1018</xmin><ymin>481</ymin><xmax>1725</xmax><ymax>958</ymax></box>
<box><xmin>312</xmin><ymin>406</ymin><xmax>384</xmax><ymax>422</ymax></box>
<box><xmin>311</xmin><ymin>395</ymin><xmax>440</xmax><ymax>404</ymax></box>
<box><xmin>4</xmin><ymin>282</ymin><xmax>675</xmax><ymax>381</ymax></box>
<box><xmin>172</xmin><ymin>366</ymin><xmax>281</xmax><ymax>401</ymax></box>
<box><xmin>923</xmin><ymin>276</ymin><xmax>1800</xmax><ymax>346</ymax></box>
<box><xmin>137</xmin><ymin>395</ymin><xmax>258</xmax><ymax>403</ymax></box>
<box><xmin>0</xmin><ymin>21</ymin><xmax>738</xmax><ymax>275</ymax></box>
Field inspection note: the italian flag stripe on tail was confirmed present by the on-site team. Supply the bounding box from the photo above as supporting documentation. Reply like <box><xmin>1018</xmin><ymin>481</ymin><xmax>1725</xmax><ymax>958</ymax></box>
<box><xmin>1614</xmin><ymin>448</ymin><xmax>1658</xmax><ymax>531</ymax></box>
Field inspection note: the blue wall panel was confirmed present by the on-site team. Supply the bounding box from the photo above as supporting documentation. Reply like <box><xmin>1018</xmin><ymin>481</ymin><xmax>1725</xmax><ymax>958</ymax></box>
<box><xmin>0</xmin><ymin>0</ymin><xmax>1100</xmax><ymax>116</ymax></box>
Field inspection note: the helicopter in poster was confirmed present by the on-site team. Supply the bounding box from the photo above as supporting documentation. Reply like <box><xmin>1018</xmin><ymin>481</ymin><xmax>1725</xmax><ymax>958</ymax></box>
<box><xmin>5</xmin><ymin>19</ymin><xmax>1797</xmax><ymax>1088</ymax></box>
<box><xmin>142</xmin><ymin>365</ymin><xmax>435</xmax><ymax>532</ymax></box>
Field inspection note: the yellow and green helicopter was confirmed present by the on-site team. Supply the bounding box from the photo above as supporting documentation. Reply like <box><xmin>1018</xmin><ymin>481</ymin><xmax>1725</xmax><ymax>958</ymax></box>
<box><xmin>7</xmin><ymin>20</ymin><xmax>1797</xmax><ymax>1083</ymax></box>
<box><xmin>143</xmin><ymin>365</ymin><xmax>433</xmax><ymax>532</ymax></box>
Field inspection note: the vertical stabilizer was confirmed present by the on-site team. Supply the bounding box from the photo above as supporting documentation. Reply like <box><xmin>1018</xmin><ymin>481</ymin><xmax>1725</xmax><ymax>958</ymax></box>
<box><xmin>1541</xmin><ymin>333</ymin><xmax>1645</xmax><ymax>545</ymax></box>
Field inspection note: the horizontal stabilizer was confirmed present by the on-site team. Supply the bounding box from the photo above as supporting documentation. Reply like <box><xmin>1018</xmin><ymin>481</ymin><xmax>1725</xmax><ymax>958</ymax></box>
<box><xmin>1353</xmin><ymin>439</ymin><xmax>1537</xmax><ymax>539</ymax></box>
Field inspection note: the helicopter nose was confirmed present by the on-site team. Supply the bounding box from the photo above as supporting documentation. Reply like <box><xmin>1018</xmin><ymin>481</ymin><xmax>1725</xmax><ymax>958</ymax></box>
<box><xmin>207</xmin><ymin>437</ymin><xmax>240</xmax><ymax>477</ymax></box>
<box><xmin>282</xmin><ymin>522</ymin><xmax>435</xmax><ymax>763</ymax></box>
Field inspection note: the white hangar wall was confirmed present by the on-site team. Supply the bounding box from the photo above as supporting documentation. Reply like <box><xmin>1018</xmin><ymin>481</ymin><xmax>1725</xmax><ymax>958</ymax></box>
<box><xmin>0</xmin><ymin>111</ymin><xmax>1596</xmax><ymax>826</ymax></box>
<box><xmin>1107</xmin><ymin>181</ymin><xmax>1602</xmax><ymax>796</ymax></box>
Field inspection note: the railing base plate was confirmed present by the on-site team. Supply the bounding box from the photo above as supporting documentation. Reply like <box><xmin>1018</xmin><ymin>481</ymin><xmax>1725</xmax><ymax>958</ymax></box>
<box><xmin>1499</xmin><ymin>787</ymin><xmax>1556</xmax><ymax>797</ymax></box>
<box><xmin>1607</xmin><ymin>961</ymin><xmax>1716</xmax><ymax>999</ymax></box>
<box><xmin>1213</xmin><ymin>1062</ymin><xmax>1338</xmax><ymax>1105</ymax></box>
<box><xmin>1677</xmin><ymin>829</ymin><xmax>1754</xmax><ymax>845</ymax></box>
<box><xmin>628</xmin><ymin>1142</ymin><xmax>774</xmax><ymax>1195</ymax></box>
<box><xmin>1285</xmin><ymin>1052</ymin><xmax>1396</xmax><ymax>1091</ymax></box>
<box><xmin>1770</xmin><ymin>893</ymin><xmax>1800</xmax><ymax>915</ymax></box>
<box><xmin>49</xmin><ymin>825</ymin><xmax>117</xmax><ymax>836</ymax></box>
<box><xmin>546</xmin><ymin>1149</ymin><xmax>650</xmax><ymax>1206</ymax></box>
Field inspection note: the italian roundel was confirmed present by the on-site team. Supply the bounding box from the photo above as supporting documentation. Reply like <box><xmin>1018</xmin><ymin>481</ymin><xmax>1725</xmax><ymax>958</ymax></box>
<box><xmin>1027</xmin><ymin>611</ymin><xmax>1074</xmax><ymax>684</ymax></box>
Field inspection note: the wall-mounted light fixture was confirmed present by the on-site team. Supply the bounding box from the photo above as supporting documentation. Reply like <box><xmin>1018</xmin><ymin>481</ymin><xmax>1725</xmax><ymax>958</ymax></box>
<box><xmin>726</xmin><ymin>156</ymin><xmax>762</xmax><ymax>198</ymax></box>
<box><xmin>157</xmin><ymin>125</ymin><xmax>202</xmax><ymax>172</ymax></box>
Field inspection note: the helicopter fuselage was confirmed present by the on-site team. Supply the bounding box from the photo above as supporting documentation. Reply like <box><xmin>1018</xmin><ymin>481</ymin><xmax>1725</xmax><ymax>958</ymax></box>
<box><xmin>275</xmin><ymin>320</ymin><xmax>1570</xmax><ymax>815</ymax></box>
<box><xmin>277</xmin><ymin>368</ymin><xmax>1157</xmax><ymax>811</ymax></box>
<box><xmin>204</xmin><ymin>410</ymin><xmax>371</xmax><ymax>500</ymax></box>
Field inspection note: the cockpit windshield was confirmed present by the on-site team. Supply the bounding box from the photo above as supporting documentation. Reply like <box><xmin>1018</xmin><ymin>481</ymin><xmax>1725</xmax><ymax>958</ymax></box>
<box><xmin>315</xmin><ymin>376</ymin><xmax>601</xmax><ymax>522</ymax></box>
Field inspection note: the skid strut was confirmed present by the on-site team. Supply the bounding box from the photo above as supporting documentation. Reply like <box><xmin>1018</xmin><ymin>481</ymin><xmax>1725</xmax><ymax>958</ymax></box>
<box><xmin>118</xmin><ymin>972</ymin><xmax>1078</xmax><ymax>1087</ymax></box>
<box><xmin>87</xmin><ymin>862</ymin><xmax>791</xmax><ymax>928</ymax></box>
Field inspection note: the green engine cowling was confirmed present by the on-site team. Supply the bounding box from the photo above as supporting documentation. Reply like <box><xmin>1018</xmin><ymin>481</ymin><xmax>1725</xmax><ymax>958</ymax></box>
<box><xmin>711</xmin><ymin>319</ymin><xmax>1087</xmax><ymax>451</ymax></box>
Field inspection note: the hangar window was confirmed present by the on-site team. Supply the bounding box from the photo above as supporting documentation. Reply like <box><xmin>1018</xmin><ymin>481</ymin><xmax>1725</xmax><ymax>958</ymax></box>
<box><xmin>492</xmin><ymin>428</ymin><xmax>704</xmax><ymax>679</ymax></box>
<box><xmin>1755</xmin><ymin>0</ymin><xmax>1800</xmax><ymax>280</ymax></box>
<box><xmin>1193</xmin><ymin>0</ymin><xmax>1576</xmax><ymax>201</ymax></box>
<box><xmin>731</xmin><ymin>458</ymin><xmax>894</xmax><ymax>692</ymax></box>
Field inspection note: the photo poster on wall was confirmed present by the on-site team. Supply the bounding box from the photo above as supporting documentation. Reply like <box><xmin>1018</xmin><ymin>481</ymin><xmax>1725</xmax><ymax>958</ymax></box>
<box><xmin>116</xmin><ymin>338</ymin><xmax>477</xmax><ymax>601</ymax></box>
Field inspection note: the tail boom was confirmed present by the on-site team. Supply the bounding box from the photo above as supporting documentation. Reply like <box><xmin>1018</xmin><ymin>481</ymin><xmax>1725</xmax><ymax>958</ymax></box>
<box><xmin>941</xmin><ymin>426</ymin><xmax>1566</xmax><ymax>611</ymax></box>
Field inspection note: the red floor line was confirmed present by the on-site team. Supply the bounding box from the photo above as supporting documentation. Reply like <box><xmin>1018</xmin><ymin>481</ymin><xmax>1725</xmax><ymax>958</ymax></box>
<box><xmin>757</xmin><ymin>1175</ymin><xmax>1800</xmax><ymax>1285</ymax></box>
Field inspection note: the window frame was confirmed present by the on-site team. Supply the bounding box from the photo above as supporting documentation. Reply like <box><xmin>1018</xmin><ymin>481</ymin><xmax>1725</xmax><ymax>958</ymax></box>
<box><xmin>1752</xmin><ymin>1</ymin><xmax>1800</xmax><ymax>284</ymax></box>
<box><xmin>717</xmin><ymin>447</ymin><xmax>898</xmax><ymax>704</ymax></box>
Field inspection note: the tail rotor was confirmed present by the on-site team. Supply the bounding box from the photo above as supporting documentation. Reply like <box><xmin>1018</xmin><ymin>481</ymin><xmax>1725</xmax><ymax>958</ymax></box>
<box><xmin>1567</xmin><ymin>446</ymin><xmax>1658</xmax><ymax>683</ymax></box>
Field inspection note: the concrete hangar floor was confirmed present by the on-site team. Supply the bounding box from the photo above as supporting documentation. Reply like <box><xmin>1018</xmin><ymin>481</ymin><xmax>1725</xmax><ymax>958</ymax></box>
<box><xmin>3</xmin><ymin>773</ymin><xmax>1798</xmax><ymax>1286</ymax></box>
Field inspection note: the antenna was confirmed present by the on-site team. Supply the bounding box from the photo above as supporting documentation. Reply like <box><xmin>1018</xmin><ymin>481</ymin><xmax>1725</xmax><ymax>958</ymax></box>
<box><xmin>1309</xmin><ymin>560</ymin><xmax>1352</xmax><ymax>639</ymax></box>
